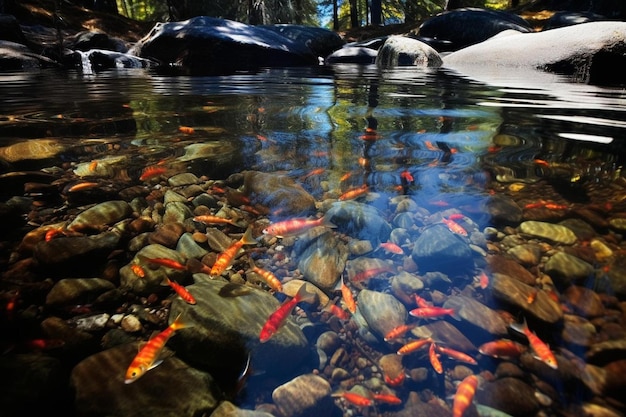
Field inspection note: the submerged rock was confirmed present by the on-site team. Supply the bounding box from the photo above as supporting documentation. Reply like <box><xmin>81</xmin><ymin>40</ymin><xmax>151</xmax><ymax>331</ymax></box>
<box><xmin>242</xmin><ymin>170</ymin><xmax>316</xmax><ymax>216</ymax></box>
<box><xmin>357</xmin><ymin>289</ymin><xmax>408</xmax><ymax>340</ymax></box>
<box><xmin>272</xmin><ymin>373</ymin><xmax>333</xmax><ymax>417</ymax></box>
<box><xmin>375</xmin><ymin>36</ymin><xmax>442</xmax><ymax>68</ymax></box>
<box><xmin>411</xmin><ymin>224</ymin><xmax>473</xmax><ymax>275</ymax></box>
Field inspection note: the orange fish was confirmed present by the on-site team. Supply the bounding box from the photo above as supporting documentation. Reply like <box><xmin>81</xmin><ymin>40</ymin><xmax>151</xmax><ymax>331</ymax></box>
<box><xmin>125</xmin><ymin>313</ymin><xmax>188</xmax><ymax>383</ymax></box>
<box><xmin>397</xmin><ymin>338</ymin><xmax>432</xmax><ymax>355</ymax></box>
<box><xmin>442</xmin><ymin>217</ymin><xmax>468</xmax><ymax>236</ymax></box>
<box><xmin>429</xmin><ymin>342</ymin><xmax>443</xmax><ymax>374</ymax></box>
<box><xmin>45</xmin><ymin>228</ymin><xmax>66</xmax><ymax>242</ymax></box>
<box><xmin>193</xmin><ymin>215</ymin><xmax>242</xmax><ymax>227</ymax></box>
<box><xmin>413</xmin><ymin>293</ymin><xmax>432</xmax><ymax>308</ymax></box>
<box><xmin>141</xmin><ymin>257</ymin><xmax>187</xmax><ymax>271</ymax></box>
<box><xmin>452</xmin><ymin>374</ymin><xmax>478</xmax><ymax>417</ymax></box>
<box><xmin>527</xmin><ymin>288</ymin><xmax>538</xmax><ymax>304</ymax></box>
<box><xmin>409</xmin><ymin>306</ymin><xmax>456</xmax><ymax>319</ymax></box>
<box><xmin>384</xmin><ymin>372</ymin><xmax>405</xmax><ymax>387</ymax></box>
<box><xmin>372</xmin><ymin>393</ymin><xmax>402</xmax><ymax>405</ymax></box>
<box><xmin>436</xmin><ymin>345</ymin><xmax>477</xmax><ymax>365</ymax></box>
<box><xmin>379</xmin><ymin>242</ymin><xmax>404</xmax><ymax>255</ymax></box>
<box><xmin>211</xmin><ymin>227</ymin><xmax>257</xmax><ymax>276</ymax></box>
<box><xmin>88</xmin><ymin>160</ymin><xmax>98</xmax><ymax>171</ymax></box>
<box><xmin>259</xmin><ymin>284</ymin><xmax>316</xmax><ymax>343</ymax></box>
<box><xmin>249</xmin><ymin>260</ymin><xmax>283</xmax><ymax>292</ymax></box>
<box><xmin>478</xmin><ymin>339</ymin><xmax>525</xmax><ymax>359</ymax></box>
<box><xmin>262</xmin><ymin>215</ymin><xmax>335</xmax><ymax>238</ymax></box>
<box><xmin>359</xmin><ymin>127</ymin><xmax>382</xmax><ymax>141</ymax></box>
<box><xmin>448</xmin><ymin>213</ymin><xmax>465</xmax><ymax>221</ymax></box>
<box><xmin>384</xmin><ymin>324</ymin><xmax>417</xmax><ymax>342</ymax></box>
<box><xmin>339</xmin><ymin>185</ymin><xmax>369</xmax><ymax>201</ymax></box>
<box><xmin>340</xmin><ymin>279</ymin><xmax>357</xmax><ymax>314</ymax></box>
<box><xmin>140</xmin><ymin>166</ymin><xmax>167</xmax><ymax>181</ymax></box>
<box><xmin>130</xmin><ymin>263</ymin><xmax>146</xmax><ymax>278</ymax></box>
<box><xmin>351</xmin><ymin>265</ymin><xmax>395</xmax><ymax>283</ymax></box>
<box><xmin>478</xmin><ymin>271</ymin><xmax>489</xmax><ymax>289</ymax></box>
<box><xmin>332</xmin><ymin>391</ymin><xmax>373</xmax><ymax>407</ymax></box>
<box><xmin>340</xmin><ymin>172</ymin><xmax>353</xmax><ymax>182</ymax></box>
<box><xmin>424</xmin><ymin>140</ymin><xmax>438</xmax><ymax>151</ymax></box>
<box><xmin>178</xmin><ymin>126</ymin><xmax>195</xmax><ymax>134</ymax></box>
<box><xmin>325</xmin><ymin>303</ymin><xmax>350</xmax><ymax>321</ymax></box>
<box><xmin>301</xmin><ymin>168</ymin><xmax>325</xmax><ymax>180</ymax></box>
<box><xmin>162</xmin><ymin>277</ymin><xmax>196</xmax><ymax>305</ymax></box>
<box><xmin>67</xmin><ymin>182</ymin><xmax>99</xmax><ymax>192</ymax></box>
<box><xmin>511</xmin><ymin>319</ymin><xmax>558</xmax><ymax>369</ymax></box>
<box><xmin>400</xmin><ymin>170</ymin><xmax>414</xmax><ymax>183</ymax></box>
<box><xmin>534</xmin><ymin>159</ymin><xmax>550</xmax><ymax>167</ymax></box>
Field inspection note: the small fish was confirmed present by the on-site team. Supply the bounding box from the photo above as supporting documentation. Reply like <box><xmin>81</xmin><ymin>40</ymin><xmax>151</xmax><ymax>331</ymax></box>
<box><xmin>510</xmin><ymin>319</ymin><xmax>558</xmax><ymax>369</ymax></box>
<box><xmin>139</xmin><ymin>166</ymin><xmax>167</xmax><ymax>181</ymax></box>
<box><xmin>178</xmin><ymin>126</ymin><xmax>195</xmax><ymax>134</ymax></box>
<box><xmin>88</xmin><ymin>160</ymin><xmax>98</xmax><ymax>171</ymax></box>
<box><xmin>478</xmin><ymin>271</ymin><xmax>489</xmax><ymax>289</ymax></box>
<box><xmin>544</xmin><ymin>203</ymin><xmax>568</xmax><ymax>210</ymax></box>
<box><xmin>351</xmin><ymin>265</ymin><xmax>395</xmax><ymax>283</ymax></box>
<box><xmin>429</xmin><ymin>342</ymin><xmax>443</xmax><ymax>374</ymax></box>
<box><xmin>259</xmin><ymin>284</ymin><xmax>317</xmax><ymax>343</ymax></box>
<box><xmin>436</xmin><ymin>345</ymin><xmax>477</xmax><ymax>365</ymax></box>
<box><xmin>379</xmin><ymin>242</ymin><xmax>404</xmax><ymax>255</ymax></box>
<box><xmin>384</xmin><ymin>372</ymin><xmax>405</xmax><ymax>387</ymax></box>
<box><xmin>409</xmin><ymin>306</ymin><xmax>456</xmax><ymax>319</ymax></box>
<box><xmin>22</xmin><ymin>338</ymin><xmax>65</xmax><ymax>351</ymax></box>
<box><xmin>211</xmin><ymin>227</ymin><xmax>257</xmax><ymax>276</ymax></box>
<box><xmin>397</xmin><ymin>338</ymin><xmax>432</xmax><ymax>355</ymax></box>
<box><xmin>67</xmin><ymin>182</ymin><xmax>99</xmax><ymax>193</ymax></box>
<box><xmin>325</xmin><ymin>303</ymin><xmax>350</xmax><ymax>321</ymax></box>
<box><xmin>332</xmin><ymin>391</ymin><xmax>373</xmax><ymax>407</ymax></box>
<box><xmin>249</xmin><ymin>259</ymin><xmax>283</xmax><ymax>292</ymax></box>
<box><xmin>478</xmin><ymin>339</ymin><xmax>525</xmax><ymax>359</ymax></box>
<box><xmin>372</xmin><ymin>392</ymin><xmax>402</xmax><ymax>405</ymax></box>
<box><xmin>130</xmin><ymin>263</ymin><xmax>146</xmax><ymax>278</ymax></box>
<box><xmin>262</xmin><ymin>215</ymin><xmax>335</xmax><ymax>238</ymax></box>
<box><xmin>413</xmin><ymin>293</ymin><xmax>432</xmax><ymax>308</ymax></box>
<box><xmin>533</xmin><ymin>159</ymin><xmax>550</xmax><ymax>167</ymax></box>
<box><xmin>193</xmin><ymin>215</ymin><xmax>242</xmax><ymax>227</ymax></box>
<box><xmin>359</xmin><ymin>127</ymin><xmax>382</xmax><ymax>141</ymax></box>
<box><xmin>339</xmin><ymin>185</ymin><xmax>369</xmax><ymax>201</ymax></box>
<box><xmin>340</xmin><ymin>279</ymin><xmax>357</xmax><ymax>314</ymax></box>
<box><xmin>527</xmin><ymin>288</ymin><xmax>538</xmax><ymax>304</ymax></box>
<box><xmin>45</xmin><ymin>228</ymin><xmax>66</xmax><ymax>242</ymax></box>
<box><xmin>384</xmin><ymin>324</ymin><xmax>417</xmax><ymax>342</ymax></box>
<box><xmin>442</xmin><ymin>217</ymin><xmax>468</xmax><ymax>236</ymax></box>
<box><xmin>448</xmin><ymin>213</ymin><xmax>465</xmax><ymax>221</ymax></box>
<box><xmin>301</xmin><ymin>167</ymin><xmax>325</xmax><ymax>180</ymax></box>
<box><xmin>162</xmin><ymin>277</ymin><xmax>196</xmax><ymax>305</ymax></box>
<box><xmin>125</xmin><ymin>313</ymin><xmax>189</xmax><ymax>384</ymax></box>
<box><xmin>400</xmin><ymin>170</ymin><xmax>414</xmax><ymax>183</ymax></box>
<box><xmin>452</xmin><ymin>374</ymin><xmax>478</xmax><ymax>417</ymax></box>
<box><xmin>141</xmin><ymin>256</ymin><xmax>187</xmax><ymax>271</ymax></box>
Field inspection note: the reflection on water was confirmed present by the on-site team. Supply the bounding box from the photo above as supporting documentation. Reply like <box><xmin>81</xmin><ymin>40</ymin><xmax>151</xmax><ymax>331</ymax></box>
<box><xmin>0</xmin><ymin>67</ymin><xmax>625</xmax><ymax>416</ymax></box>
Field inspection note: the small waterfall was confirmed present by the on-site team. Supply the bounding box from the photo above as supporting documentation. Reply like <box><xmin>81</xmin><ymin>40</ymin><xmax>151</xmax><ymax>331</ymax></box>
<box><xmin>75</xmin><ymin>50</ymin><xmax>93</xmax><ymax>75</ymax></box>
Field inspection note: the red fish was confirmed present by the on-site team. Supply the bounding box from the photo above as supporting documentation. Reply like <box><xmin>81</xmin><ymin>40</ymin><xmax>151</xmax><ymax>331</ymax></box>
<box><xmin>262</xmin><ymin>215</ymin><xmax>335</xmax><ymax>238</ymax></box>
<box><xmin>211</xmin><ymin>227</ymin><xmax>257</xmax><ymax>276</ymax></box>
<box><xmin>436</xmin><ymin>345</ymin><xmax>477</xmax><ymax>365</ymax></box>
<box><xmin>332</xmin><ymin>391</ymin><xmax>373</xmax><ymax>407</ymax></box>
<box><xmin>429</xmin><ymin>342</ymin><xmax>443</xmax><ymax>374</ymax></box>
<box><xmin>351</xmin><ymin>265</ymin><xmax>395</xmax><ymax>283</ymax></box>
<box><xmin>141</xmin><ymin>257</ymin><xmax>187</xmax><ymax>271</ymax></box>
<box><xmin>379</xmin><ymin>242</ymin><xmax>404</xmax><ymax>255</ymax></box>
<box><xmin>125</xmin><ymin>313</ymin><xmax>188</xmax><ymax>383</ymax></box>
<box><xmin>162</xmin><ymin>277</ymin><xmax>196</xmax><ymax>305</ymax></box>
<box><xmin>409</xmin><ymin>306</ymin><xmax>456</xmax><ymax>319</ymax></box>
<box><xmin>478</xmin><ymin>271</ymin><xmax>489</xmax><ymax>289</ymax></box>
<box><xmin>193</xmin><ymin>215</ymin><xmax>242</xmax><ymax>227</ymax></box>
<box><xmin>478</xmin><ymin>339</ymin><xmax>525</xmax><ymax>359</ymax></box>
<box><xmin>339</xmin><ymin>185</ymin><xmax>369</xmax><ymax>201</ymax></box>
<box><xmin>372</xmin><ymin>393</ymin><xmax>402</xmax><ymax>405</ymax></box>
<box><xmin>442</xmin><ymin>217</ymin><xmax>468</xmax><ymax>236</ymax></box>
<box><xmin>384</xmin><ymin>324</ymin><xmax>416</xmax><ymax>342</ymax></box>
<box><xmin>452</xmin><ymin>374</ymin><xmax>478</xmax><ymax>417</ymax></box>
<box><xmin>340</xmin><ymin>279</ymin><xmax>357</xmax><ymax>314</ymax></box>
<box><xmin>400</xmin><ymin>170</ymin><xmax>414</xmax><ymax>183</ymax></box>
<box><xmin>397</xmin><ymin>338</ymin><xmax>432</xmax><ymax>355</ymax></box>
<box><xmin>178</xmin><ymin>126</ymin><xmax>195</xmax><ymax>134</ymax></box>
<box><xmin>325</xmin><ymin>303</ymin><xmax>350</xmax><ymax>321</ymax></box>
<box><xmin>259</xmin><ymin>284</ymin><xmax>316</xmax><ymax>343</ymax></box>
<box><xmin>413</xmin><ymin>293</ymin><xmax>432</xmax><ymax>308</ymax></box>
<box><xmin>139</xmin><ymin>166</ymin><xmax>167</xmax><ymax>181</ymax></box>
<box><xmin>384</xmin><ymin>372</ymin><xmax>405</xmax><ymax>387</ymax></box>
<box><xmin>130</xmin><ymin>263</ymin><xmax>146</xmax><ymax>278</ymax></box>
<box><xmin>511</xmin><ymin>319</ymin><xmax>558</xmax><ymax>369</ymax></box>
<box><xmin>67</xmin><ymin>182</ymin><xmax>99</xmax><ymax>192</ymax></box>
<box><xmin>249</xmin><ymin>260</ymin><xmax>283</xmax><ymax>292</ymax></box>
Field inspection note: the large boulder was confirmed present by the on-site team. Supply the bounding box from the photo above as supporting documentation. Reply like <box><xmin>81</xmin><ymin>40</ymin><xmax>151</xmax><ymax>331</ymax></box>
<box><xmin>130</xmin><ymin>16</ymin><xmax>318</xmax><ymax>74</ymax></box>
<box><xmin>418</xmin><ymin>8</ymin><xmax>533</xmax><ymax>52</ymax></box>
<box><xmin>375</xmin><ymin>35</ymin><xmax>443</xmax><ymax>68</ymax></box>
<box><xmin>442</xmin><ymin>21</ymin><xmax>626</xmax><ymax>85</ymax></box>
<box><xmin>260</xmin><ymin>24</ymin><xmax>344</xmax><ymax>59</ymax></box>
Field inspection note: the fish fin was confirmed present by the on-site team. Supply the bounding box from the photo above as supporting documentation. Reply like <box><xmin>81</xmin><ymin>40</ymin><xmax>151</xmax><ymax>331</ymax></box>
<box><xmin>509</xmin><ymin>317</ymin><xmax>528</xmax><ymax>335</ymax></box>
<box><xmin>169</xmin><ymin>312</ymin><xmax>192</xmax><ymax>331</ymax></box>
<box><xmin>147</xmin><ymin>359</ymin><xmax>164</xmax><ymax>371</ymax></box>
<box><xmin>160</xmin><ymin>277</ymin><xmax>171</xmax><ymax>286</ymax></box>
<box><xmin>240</xmin><ymin>227</ymin><xmax>258</xmax><ymax>246</ymax></box>
<box><xmin>295</xmin><ymin>283</ymin><xmax>318</xmax><ymax>305</ymax></box>
<box><xmin>321</xmin><ymin>214</ymin><xmax>337</xmax><ymax>229</ymax></box>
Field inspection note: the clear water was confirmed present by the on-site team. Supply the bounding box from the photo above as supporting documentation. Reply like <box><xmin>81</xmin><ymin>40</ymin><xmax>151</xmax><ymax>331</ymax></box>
<box><xmin>1</xmin><ymin>66</ymin><xmax>625</xmax><ymax>416</ymax></box>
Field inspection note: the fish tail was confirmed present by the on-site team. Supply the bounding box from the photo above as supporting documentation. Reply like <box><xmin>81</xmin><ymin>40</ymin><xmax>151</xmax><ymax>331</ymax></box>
<box><xmin>321</xmin><ymin>214</ymin><xmax>337</xmax><ymax>229</ymax></box>
<box><xmin>509</xmin><ymin>317</ymin><xmax>528</xmax><ymax>335</ymax></box>
<box><xmin>169</xmin><ymin>312</ymin><xmax>192</xmax><ymax>331</ymax></box>
<box><xmin>295</xmin><ymin>283</ymin><xmax>318</xmax><ymax>305</ymax></box>
<box><xmin>240</xmin><ymin>227</ymin><xmax>258</xmax><ymax>246</ymax></box>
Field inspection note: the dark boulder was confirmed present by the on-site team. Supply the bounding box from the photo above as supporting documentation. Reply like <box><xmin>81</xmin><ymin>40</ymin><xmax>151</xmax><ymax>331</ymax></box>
<box><xmin>542</xmin><ymin>10</ymin><xmax>607</xmax><ymax>30</ymax></box>
<box><xmin>129</xmin><ymin>16</ymin><xmax>318</xmax><ymax>74</ymax></box>
<box><xmin>260</xmin><ymin>24</ymin><xmax>344</xmax><ymax>60</ymax></box>
<box><xmin>418</xmin><ymin>8</ymin><xmax>533</xmax><ymax>52</ymax></box>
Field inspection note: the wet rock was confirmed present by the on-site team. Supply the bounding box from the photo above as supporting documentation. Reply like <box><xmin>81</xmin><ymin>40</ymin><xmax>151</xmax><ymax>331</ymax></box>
<box><xmin>544</xmin><ymin>251</ymin><xmax>594</xmax><ymax>287</ymax></box>
<box><xmin>390</xmin><ymin>271</ymin><xmax>424</xmax><ymax>304</ymax></box>
<box><xmin>131</xmin><ymin>17</ymin><xmax>317</xmax><ymax>74</ymax></box>
<box><xmin>70</xmin><ymin>313</ymin><xmax>111</xmax><ymax>332</ymax></box>
<box><xmin>316</xmin><ymin>331</ymin><xmax>341</xmax><ymax>354</ymax></box>
<box><xmin>411</xmin><ymin>320</ymin><xmax>476</xmax><ymax>352</ymax></box>
<box><xmin>562</xmin><ymin>314</ymin><xmax>596</xmax><ymax>347</ymax></box>
<box><xmin>295</xmin><ymin>231</ymin><xmax>348</xmax><ymax>291</ymax></box>
<box><xmin>345</xmin><ymin>256</ymin><xmax>394</xmax><ymax>282</ymax></box>
<box><xmin>507</xmin><ymin>243</ymin><xmax>542</xmax><ymax>266</ymax></box>
<box><xmin>70</xmin><ymin>344</ymin><xmax>221</xmax><ymax>417</ymax></box>
<box><xmin>120</xmin><ymin>244</ymin><xmax>188</xmax><ymax>294</ymax></box>
<box><xmin>486</xmin><ymin>254</ymin><xmax>536</xmax><ymax>285</ymax></box>
<box><xmin>282</xmin><ymin>279</ymin><xmax>328</xmax><ymax>306</ymax></box>
<box><xmin>572</xmin><ymin>207</ymin><xmax>610</xmax><ymax>229</ymax></box>
<box><xmin>605</xmin><ymin>257</ymin><xmax>626</xmax><ymax>299</ymax></box>
<box><xmin>34</xmin><ymin>232</ymin><xmax>121</xmax><ymax>275</ymax></box>
<box><xmin>357</xmin><ymin>289</ymin><xmax>408</xmax><ymax>340</ymax></box>
<box><xmin>519</xmin><ymin>220</ymin><xmax>577</xmax><ymax>245</ymax></box>
<box><xmin>411</xmin><ymin>224</ymin><xmax>473</xmax><ymax>274</ymax></box>
<box><xmin>325</xmin><ymin>200</ymin><xmax>392</xmax><ymax>246</ymax></box>
<box><xmin>261</xmin><ymin>24</ymin><xmax>344</xmax><ymax>59</ymax></box>
<box><xmin>168</xmin><ymin>172</ymin><xmax>200</xmax><ymax>187</ymax></box>
<box><xmin>475</xmin><ymin>377</ymin><xmax>540</xmax><ymax>417</ymax></box>
<box><xmin>586</xmin><ymin>339</ymin><xmax>626</xmax><ymax>366</ymax></box>
<box><xmin>444</xmin><ymin>295</ymin><xmax>508</xmax><ymax>337</ymax></box>
<box><xmin>176</xmin><ymin>232</ymin><xmax>209</xmax><ymax>259</ymax></box>
<box><xmin>242</xmin><ymin>170</ymin><xmax>316</xmax><ymax>216</ymax></box>
<box><xmin>609</xmin><ymin>217</ymin><xmax>626</xmax><ymax>232</ymax></box>
<box><xmin>419</xmin><ymin>8</ymin><xmax>532</xmax><ymax>52</ymax></box>
<box><xmin>211</xmin><ymin>400</ymin><xmax>276</xmax><ymax>417</ymax></box>
<box><xmin>70</xmin><ymin>49</ymin><xmax>153</xmax><ymax>72</ymax></box>
<box><xmin>67</xmin><ymin>200</ymin><xmax>132</xmax><ymax>232</ymax></box>
<box><xmin>0</xmin><ymin>353</ymin><xmax>67</xmax><ymax>416</ymax></box>
<box><xmin>325</xmin><ymin>46</ymin><xmax>377</xmax><ymax>64</ymax></box>
<box><xmin>390</xmin><ymin>391</ymin><xmax>451</xmax><ymax>417</ymax></box>
<box><xmin>375</xmin><ymin>36</ymin><xmax>442</xmax><ymax>68</ymax></box>
<box><xmin>484</xmin><ymin>194</ymin><xmax>523</xmax><ymax>226</ymax></box>
<box><xmin>558</xmin><ymin>218</ymin><xmax>597</xmax><ymax>241</ymax></box>
<box><xmin>148</xmin><ymin>222</ymin><xmax>185</xmax><ymax>247</ymax></box>
<box><xmin>272</xmin><ymin>373</ymin><xmax>333</xmax><ymax>417</ymax></box>
<box><xmin>491</xmin><ymin>273</ymin><xmax>563</xmax><ymax>324</ymax></box>
<box><xmin>45</xmin><ymin>278</ymin><xmax>115</xmax><ymax>307</ymax></box>
<box><xmin>168</xmin><ymin>279</ymin><xmax>309</xmax><ymax>379</ymax></box>
<box><xmin>563</xmin><ymin>285</ymin><xmax>605</xmax><ymax>317</ymax></box>
<box><xmin>163</xmin><ymin>201</ymin><xmax>193</xmax><ymax>224</ymax></box>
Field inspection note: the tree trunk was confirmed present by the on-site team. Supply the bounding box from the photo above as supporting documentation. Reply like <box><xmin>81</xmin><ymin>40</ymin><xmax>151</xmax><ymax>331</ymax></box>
<box><xmin>333</xmin><ymin>0</ymin><xmax>339</xmax><ymax>30</ymax></box>
<box><xmin>349</xmin><ymin>0</ymin><xmax>359</xmax><ymax>28</ymax></box>
<box><xmin>371</xmin><ymin>0</ymin><xmax>381</xmax><ymax>25</ymax></box>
